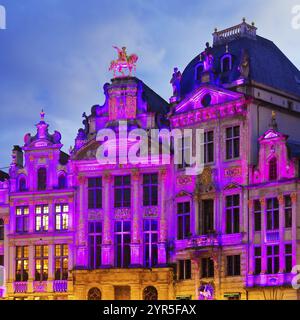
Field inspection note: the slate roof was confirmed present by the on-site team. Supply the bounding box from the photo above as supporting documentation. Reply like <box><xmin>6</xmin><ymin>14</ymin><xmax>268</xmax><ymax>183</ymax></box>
<box><xmin>180</xmin><ymin>35</ymin><xmax>300</xmax><ymax>99</ymax></box>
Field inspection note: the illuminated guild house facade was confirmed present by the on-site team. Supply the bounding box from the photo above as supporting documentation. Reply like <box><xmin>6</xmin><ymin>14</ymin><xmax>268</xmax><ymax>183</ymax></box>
<box><xmin>1</xmin><ymin>20</ymin><xmax>300</xmax><ymax>300</ymax></box>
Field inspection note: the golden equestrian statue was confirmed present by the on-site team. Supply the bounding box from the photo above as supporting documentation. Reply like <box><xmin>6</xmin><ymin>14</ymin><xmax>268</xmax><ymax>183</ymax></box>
<box><xmin>109</xmin><ymin>46</ymin><xmax>139</xmax><ymax>78</ymax></box>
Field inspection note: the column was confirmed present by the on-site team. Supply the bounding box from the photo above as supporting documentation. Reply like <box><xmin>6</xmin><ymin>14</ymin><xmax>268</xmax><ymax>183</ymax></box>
<box><xmin>7</xmin><ymin>244</ymin><xmax>15</xmax><ymax>295</ymax></box>
<box><xmin>28</xmin><ymin>244</ymin><xmax>34</xmax><ymax>293</ymax></box>
<box><xmin>278</xmin><ymin>195</ymin><xmax>285</xmax><ymax>273</ymax></box>
<box><xmin>48</xmin><ymin>199</ymin><xmax>54</xmax><ymax>232</ymax></box>
<box><xmin>76</xmin><ymin>175</ymin><xmax>88</xmax><ymax>268</ymax></box>
<box><xmin>158</xmin><ymin>168</ymin><xmax>167</xmax><ymax>265</ymax></box>
<box><xmin>194</xmin><ymin>194</ymin><xmax>200</xmax><ymax>235</ymax></box>
<box><xmin>68</xmin><ymin>196</ymin><xmax>74</xmax><ymax>231</ymax></box>
<box><xmin>291</xmin><ymin>193</ymin><xmax>297</xmax><ymax>267</ymax></box>
<box><xmin>102</xmin><ymin>172</ymin><xmax>113</xmax><ymax>267</ymax></box>
<box><xmin>3</xmin><ymin>216</ymin><xmax>9</xmax><ymax>297</ymax></box>
<box><xmin>29</xmin><ymin>200</ymin><xmax>35</xmax><ymax>233</ymax></box>
<box><xmin>260</xmin><ymin>198</ymin><xmax>267</xmax><ymax>275</ymax></box>
<box><xmin>130</xmin><ymin>169</ymin><xmax>141</xmax><ymax>266</ymax></box>
<box><xmin>248</xmin><ymin>200</ymin><xmax>254</xmax><ymax>276</ymax></box>
<box><xmin>193</xmin><ymin>258</ymin><xmax>200</xmax><ymax>300</ymax></box>
<box><xmin>47</xmin><ymin>244</ymin><xmax>54</xmax><ymax>292</ymax></box>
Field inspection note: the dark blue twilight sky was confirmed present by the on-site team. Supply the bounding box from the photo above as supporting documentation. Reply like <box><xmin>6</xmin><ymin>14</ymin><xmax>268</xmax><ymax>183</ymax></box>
<box><xmin>0</xmin><ymin>0</ymin><xmax>299</xmax><ymax>168</ymax></box>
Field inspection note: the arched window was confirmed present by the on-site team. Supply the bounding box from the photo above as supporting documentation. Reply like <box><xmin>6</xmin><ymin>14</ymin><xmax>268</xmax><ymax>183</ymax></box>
<box><xmin>195</xmin><ymin>63</ymin><xmax>204</xmax><ymax>81</ymax></box>
<box><xmin>221</xmin><ymin>55</ymin><xmax>232</xmax><ymax>73</ymax></box>
<box><xmin>19</xmin><ymin>177</ymin><xmax>26</xmax><ymax>192</ymax></box>
<box><xmin>58</xmin><ymin>174</ymin><xmax>67</xmax><ymax>189</ymax></box>
<box><xmin>0</xmin><ymin>219</ymin><xmax>4</xmax><ymax>241</ymax></box>
<box><xmin>37</xmin><ymin>168</ymin><xmax>47</xmax><ymax>191</ymax></box>
<box><xmin>88</xmin><ymin>287</ymin><xmax>102</xmax><ymax>300</ymax></box>
<box><xmin>143</xmin><ymin>286</ymin><xmax>158</xmax><ymax>300</ymax></box>
<box><xmin>269</xmin><ymin>158</ymin><xmax>277</xmax><ymax>181</ymax></box>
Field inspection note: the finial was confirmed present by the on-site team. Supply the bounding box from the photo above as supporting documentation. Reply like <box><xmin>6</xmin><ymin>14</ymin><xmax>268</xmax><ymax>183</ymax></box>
<box><xmin>242</xmin><ymin>17</ymin><xmax>246</xmax><ymax>23</ymax></box>
<box><xmin>40</xmin><ymin>109</ymin><xmax>45</xmax><ymax>121</ymax></box>
<box><xmin>214</xmin><ymin>28</ymin><xmax>218</xmax><ymax>32</ymax></box>
<box><xmin>252</xmin><ymin>22</ymin><xmax>255</xmax><ymax>26</ymax></box>
<box><xmin>225</xmin><ymin>44</ymin><xmax>229</xmax><ymax>53</ymax></box>
<box><xmin>269</xmin><ymin>111</ymin><xmax>278</xmax><ymax>130</ymax></box>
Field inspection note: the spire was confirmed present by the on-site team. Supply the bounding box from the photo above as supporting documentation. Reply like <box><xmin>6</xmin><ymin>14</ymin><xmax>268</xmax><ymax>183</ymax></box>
<box><xmin>269</xmin><ymin>111</ymin><xmax>278</xmax><ymax>131</ymax></box>
<box><xmin>36</xmin><ymin>109</ymin><xmax>49</xmax><ymax>139</ymax></box>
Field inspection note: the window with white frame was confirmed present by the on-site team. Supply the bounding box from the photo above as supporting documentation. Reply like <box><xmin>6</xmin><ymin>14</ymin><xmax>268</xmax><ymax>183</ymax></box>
<box><xmin>284</xmin><ymin>195</ymin><xmax>292</xmax><ymax>228</ymax></box>
<box><xmin>35</xmin><ymin>205</ymin><xmax>49</xmax><ymax>232</ymax></box>
<box><xmin>226</xmin><ymin>126</ymin><xmax>240</xmax><ymax>160</ymax></box>
<box><xmin>16</xmin><ymin>206</ymin><xmax>29</xmax><ymax>233</ymax></box>
<box><xmin>114</xmin><ymin>220</ymin><xmax>131</xmax><ymax>268</ymax></box>
<box><xmin>179</xmin><ymin>260</ymin><xmax>192</xmax><ymax>280</ymax></box>
<box><xmin>55</xmin><ymin>204</ymin><xmax>69</xmax><ymax>231</ymax></box>
<box><xmin>143</xmin><ymin>219</ymin><xmax>158</xmax><ymax>267</ymax></box>
<box><xmin>88</xmin><ymin>221</ymin><xmax>102</xmax><ymax>269</ymax></box>
<box><xmin>177</xmin><ymin>202</ymin><xmax>191</xmax><ymax>240</ymax></box>
<box><xmin>266</xmin><ymin>198</ymin><xmax>279</xmax><ymax>230</ymax></box>
<box><xmin>225</xmin><ymin>195</ymin><xmax>240</xmax><ymax>234</ymax></box>
<box><xmin>267</xmin><ymin>245</ymin><xmax>279</xmax><ymax>274</ymax></box>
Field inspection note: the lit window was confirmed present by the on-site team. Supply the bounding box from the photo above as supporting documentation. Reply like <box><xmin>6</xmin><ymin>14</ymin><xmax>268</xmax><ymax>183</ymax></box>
<box><xmin>16</xmin><ymin>206</ymin><xmax>29</xmax><ymax>233</ymax></box>
<box><xmin>55</xmin><ymin>244</ymin><xmax>68</xmax><ymax>280</ymax></box>
<box><xmin>35</xmin><ymin>205</ymin><xmax>49</xmax><ymax>232</ymax></box>
<box><xmin>35</xmin><ymin>245</ymin><xmax>48</xmax><ymax>281</ymax></box>
<box><xmin>55</xmin><ymin>204</ymin><xmax>69</xmax><ymax>231</ymax></box>
<box><xmin>15</xmin><ymin>246</ymin><xmax>29</xmax><ymax>281</ymax></box>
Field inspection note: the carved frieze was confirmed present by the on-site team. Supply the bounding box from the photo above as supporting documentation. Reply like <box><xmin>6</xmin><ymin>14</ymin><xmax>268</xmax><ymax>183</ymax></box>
<box><xmin>114</xmin><ymin>208</ymin><xmax>131</xmax><ymax>219</ymax></box>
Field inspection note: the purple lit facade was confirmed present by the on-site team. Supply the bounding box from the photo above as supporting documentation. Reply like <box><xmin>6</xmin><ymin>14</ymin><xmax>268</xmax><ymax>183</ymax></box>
<box><xmin>0</xmin><ymin>20</ymin><xmax>300</xmax><ymax>300</ymax></box>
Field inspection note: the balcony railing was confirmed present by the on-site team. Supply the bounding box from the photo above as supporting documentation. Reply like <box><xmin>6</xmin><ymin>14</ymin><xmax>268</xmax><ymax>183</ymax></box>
<box><xmin>33</xmin><ymin>281</ymin><xmax>47</xmax><ymax>293</ymax></box>
<box><xmin>247</xmin><ymin>273</ymin><xmax>294</xmax><ymax>288</ymax></box>
<box><xmin>53</xmin><ymin>280</ymin><xmax>68</xmax><ymax>293</ymax></box>
<box><xmin>14</xmin><ymin>282</ymin><xmax>28</xmax><ymax>293</ymax></box>
<box><xmin>187</xmin><ymin>234</ymin><xmax>219</xmax><ymax>249</ymax></box>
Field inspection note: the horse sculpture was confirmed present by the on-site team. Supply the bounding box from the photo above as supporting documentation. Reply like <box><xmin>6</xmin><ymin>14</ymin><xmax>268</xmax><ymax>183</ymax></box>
<box><xmin>109</xmin><ymin>46</ymin><xmax>139</xmax><ymax>78</ymax></box>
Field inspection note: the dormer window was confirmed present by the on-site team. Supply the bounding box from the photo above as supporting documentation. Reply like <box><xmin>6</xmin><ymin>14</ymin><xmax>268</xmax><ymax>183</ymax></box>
<box><xmin>221</xmin><ymin>54</ymin><xmax>232</xmax><ymax>73</ymax></box>
<box><xmin>195</xmin><ymin>63</ymin><xmax>205</xmax><ymax>81</ymax></box>
<box><xmin>19</xmin><ymin>177</ymin><xmax>27</xmax><ymax>192</ymax></box>
<box><xmin>37</xmin><ymin>168</ymin><xmax>47</xmax><ymax>191</ymax></box>
<box><xmin>269</xmin><ymin>157</ymin><xmax>277</xmax><ymax>181</ymax></box>
<box><xmin>58</xmin><ymin>174</ymin><xmax>67</xmax><ymax>189</ymax></box>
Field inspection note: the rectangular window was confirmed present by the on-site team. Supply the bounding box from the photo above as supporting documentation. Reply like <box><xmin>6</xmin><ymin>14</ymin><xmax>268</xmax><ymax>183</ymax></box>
<box><xmin>178</xmin><ymin>136</ymin><xmax>191</xmax><ymax>169</ymax></box>
<box><xmin>203</xmin><ymin>131</ymin><xmax>214</xmax><ymax>164</ymax></box>
<box><xmin>226</xmin><ymin>126</ymin><xmax>240</xmax><ymax>160</ymax></box>
<box><xmin>267</xmin><ymin>245</ymin><xmax>279</xmax><ymax>274</ymax></box>
<box><xmin>143</xmin><ymin>219</ymin><xmax>158</xmax><ymax>267</ymax></box>
<box><xmin>284</xmin><ymin>195</ymin><xmax>292</xmax><ymax>228</ymax></box>
<box><xmin>285</xmin><ymin>244</ymin><xmax>292</xmax><ymax>273</ymax></box>
<box><xmin>35</xmin><ymin>245</ymin><xmax>48</xmax><ymax>281</ymax></box>
<box><xmin>55</xmin><ymin>244</ymin><xmax>68</xmax><ymax>280</ymax></box>
<box><xmin>201</xmin><ymin>258</ymin><xmax>214</xmax><ymax>278</ymax></box>
<box><xmin>16</xmin><ymin>206</ymin><xmax>29</xmax><ymax>233</ymax></box>
<box><xmin>177</xmin><ymin>202</ymin><xmax>191</xmax><ymax>240</ymax></box>
<box><xmin>55</xmin><ymin>204</ymin><xmax>69</xmax><ymax>231</ymax></box>
<box><xmin>201</xmin><ymin>200</ymin><xmax>214</xmax><ymax>235</ymax></box>
<box><xmin>0</xmin><ymin>255</ymin><xmax>3</xmax><ymax>266</ymax></box>
<box><xmin>88</xmin><ymin>177</ymin><xmax>102</xmax><ymax>209</ymax></box>
<box><xmin>35</xmin><ymin>205</ymin><xmax>49</xmax><ymax>232</ymax></box>
<box><xmin>143</xmin><ymin>174</ymin><xmax>158</xmax><ymax>206</ymax></box>
<box><xmin>88</xmin><ymin>221</ymin><xmax>102</xmax><ymax>269</ymax></box>
<box><xmin>226</xmin><ymin>195</ymin><xmax>240</xmax><ymax>234</ymax></box>
<box><xmin>254</xmin><ymin>200</ymin><xmax>261</xmax><ymax>232</ymax></box>
<box><xmin>114</xmin><ymin>221</ymin><xmax>131</xmax><ymax>268</ymax></box>
<box><xmin>267</xmin><ymin>198</ymin><xmax>279</xmax><ymax>230</ymax></box>
<box><xmin>227</xmin><ymin>255</ymin><xmax>241</xmax><ymax>276</ymax></box>
<box><xmin>114</xmin><ymin>176</ymin><xmax>131</xmax><ymax>208</ymax></box>
<box><xmin>15</xmin><ymin>246</ymin><xmax>29</xmax><ymax>281</ymax></box>
<box><xmin>254</xmin><ymin>247</ymin><xmax>262</xmax><ymax>275</ymax></box>
<box><xmin>179</xmin><ymin>260</ymin><xmax>192</xmax><ymax>280</ymax></box>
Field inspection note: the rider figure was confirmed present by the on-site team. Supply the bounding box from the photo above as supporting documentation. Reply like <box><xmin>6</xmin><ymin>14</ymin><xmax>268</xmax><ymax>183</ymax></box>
<box><xmin>113</xmin><ymin>46</ymin><xmax>128</xmax><ymax>61</ymax></box>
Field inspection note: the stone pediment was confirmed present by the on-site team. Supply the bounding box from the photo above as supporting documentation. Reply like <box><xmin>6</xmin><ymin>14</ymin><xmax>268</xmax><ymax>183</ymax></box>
<box><xmin>175</xmin><ymin>85</ymin><xmax>245</xmax><ymax>114</ymax></box>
